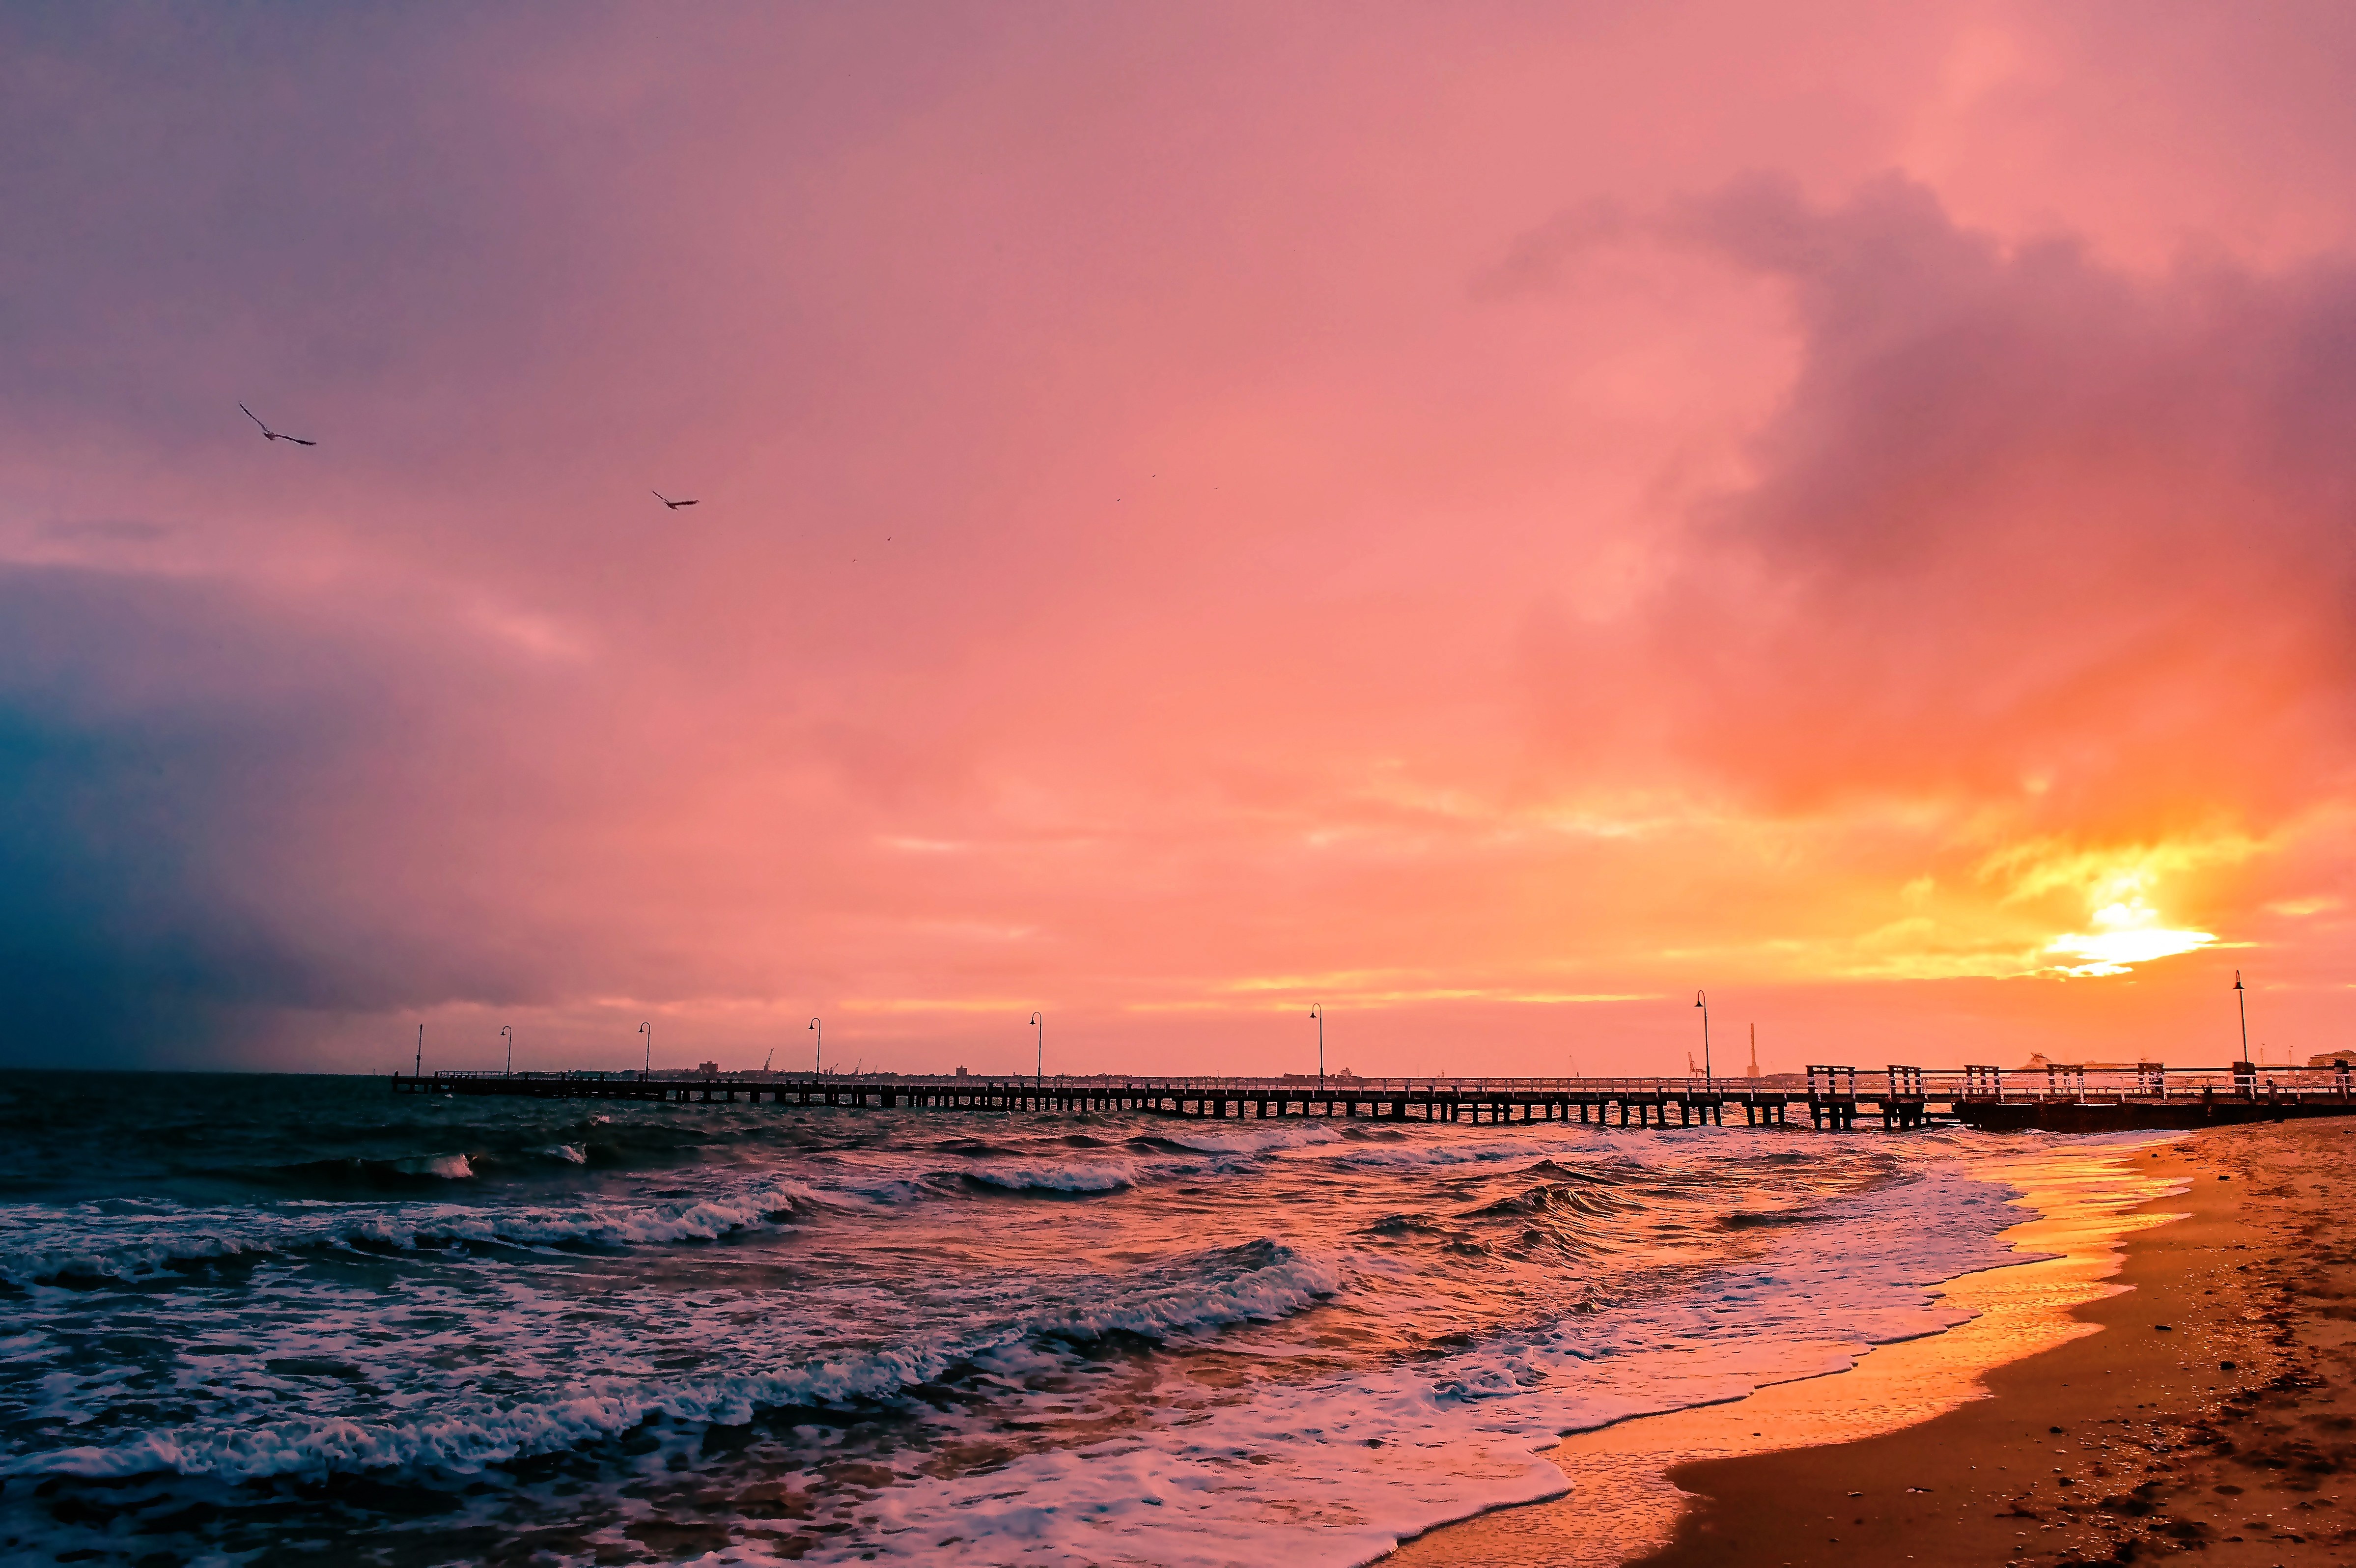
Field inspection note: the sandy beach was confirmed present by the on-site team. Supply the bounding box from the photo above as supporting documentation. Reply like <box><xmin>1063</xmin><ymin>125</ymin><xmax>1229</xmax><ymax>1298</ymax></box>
<box><xmin>1396</xmin><ymin>1122</ymin><xmax>2356</xmax><ymax>1568</ymax></box>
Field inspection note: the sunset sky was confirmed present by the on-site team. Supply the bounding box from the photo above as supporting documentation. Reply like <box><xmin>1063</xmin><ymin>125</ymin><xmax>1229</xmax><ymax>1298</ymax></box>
<box><xmin>4</xmin><ymin>3</ymin><xmax>2352</xmax><ymax>1076</ymax></box>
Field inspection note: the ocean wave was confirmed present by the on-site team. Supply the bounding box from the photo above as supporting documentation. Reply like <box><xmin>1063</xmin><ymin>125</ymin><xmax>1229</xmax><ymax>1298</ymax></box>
<box><xmin>1463</xmin><ymin>1181</ymin><xmax>1629</xmax><ymax>1221</ymax></box>
<box><xmin>0</xmin><ymin>1089</ymin><xmax>2173</xmax><ymax>1568</ymax></box>
<box><xmin>759</xmin><ymin>1158</ymin><xmax>2095</xmax><ymax>1566</ymax></box>
<box><xmin>814</xmin><ymin>1174</ymin><xmax>932</xmax><ymax>1205</ymax></box>
<box><xmin>240</xmin><ymin>1152</ymin><xmax>482</xmax><ymax>1192</ymax></box>
<box><xmin>1514</xmin><ymin>1157</ymin><xmax>1633</xmax><ymax>1185</ymax></box>
<box><xmin>1144</xmin><ymin>1123</ymin><xmax>1345</xmax><ymax>1156</ymax></box>
<box><xmin>963</xmin><ymin>1159</ymin><xmax>1134</xmax><ymax>1194</ymax></box>
<box><xmin>0</xmin><ymin>1185</ymin><xmax>811</xmax><ymax>1287</ymax></box>
<box><xmin>1312</xmin><ymin>1134</ymin><xmax>1567</xmax><ymax>1169</ymax></box>
<box><xmin>4</xmin><ymin>1239</ymin><xmax>1343</xmax><ymax>1483</ymax></box>
<box><xmin>1720</xmin><ymin>1207</ymin><xmax>1825</xmax><ymax>1230</ymax></box>
<box><xmin>1360</xmin><ymin>1211</ymin><xmax>1442</xmax><ymax>1235</ymax></box>
<box><xmin>1043</xmin><ymin>1239</ymin><xmax>1340</xmax><ymax>1340</ymax></box>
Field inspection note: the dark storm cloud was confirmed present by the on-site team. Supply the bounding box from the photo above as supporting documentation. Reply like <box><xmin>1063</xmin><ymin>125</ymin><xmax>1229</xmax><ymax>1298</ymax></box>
<box><xmin>0</xmin><ymin>565</ymin><xmax>557</xmax><ymax>1066</ymax></box>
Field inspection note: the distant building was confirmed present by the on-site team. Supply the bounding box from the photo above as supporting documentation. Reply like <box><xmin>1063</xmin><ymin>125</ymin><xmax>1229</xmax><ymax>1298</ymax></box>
<box><xmin>955</xmin><ymin>1065</ymin><xmax>969</xmax><ymax>1077</ymax></box>
<box><xmin>2308</xmin><ymin>1050</ymin><xmax>2356</xmax><ymax>1068</ymax></box>
<box><xmin>698</xmin><ymin>1061</ymin><xmax>719</xmax><ymax>1076</ymax></box>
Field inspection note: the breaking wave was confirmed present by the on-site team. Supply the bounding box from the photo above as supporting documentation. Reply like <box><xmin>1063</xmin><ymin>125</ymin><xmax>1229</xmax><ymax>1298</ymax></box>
<box><xmin>0</xmin><ymin>1185</ymin><xmax>813</xmax><ymax>1287</ymax></box>
<box><xmin>7</xmin><ymin>1239</ymin><xmax>1341</xmax><ymax>1482</ymax></box>
<box><xmin>963</xmin><ymin>1159</ymin><xmax>1135</xmax><ymax>1194</ymax></box>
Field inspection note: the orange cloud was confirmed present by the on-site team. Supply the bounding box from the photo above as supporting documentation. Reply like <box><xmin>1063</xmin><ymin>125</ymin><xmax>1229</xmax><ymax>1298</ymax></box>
<box><xmin>2</xmin><ymin>7</ymin><xmax>2352</xmax><ymax>1073</ymax></box>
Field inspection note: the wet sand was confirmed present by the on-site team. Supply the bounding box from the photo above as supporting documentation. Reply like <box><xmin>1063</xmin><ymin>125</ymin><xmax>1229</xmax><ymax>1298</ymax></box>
<box><xmin>1391</xmin><ymin>1122</ymin><xmax>2356</xmax><ymax>1568</ymax></box>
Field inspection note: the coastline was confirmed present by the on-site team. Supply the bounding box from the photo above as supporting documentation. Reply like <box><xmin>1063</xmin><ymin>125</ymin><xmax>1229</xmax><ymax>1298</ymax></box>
<box><xmin>1391</xmin><ymin>1125</ymin><xmax>2356</xmax><ymax>1568</ymax></box>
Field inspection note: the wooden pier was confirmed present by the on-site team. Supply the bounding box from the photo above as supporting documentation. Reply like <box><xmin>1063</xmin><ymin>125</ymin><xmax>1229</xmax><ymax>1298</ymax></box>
<box><xmin>390</xmin><ymin>1059</ymin><xmax>2356</xmax><ymax>1133</ymax></box>
<box><xmin>396</xmin><ymin>1068</ymin><xmax>1828</xmax><ymax>1125</ymax></box>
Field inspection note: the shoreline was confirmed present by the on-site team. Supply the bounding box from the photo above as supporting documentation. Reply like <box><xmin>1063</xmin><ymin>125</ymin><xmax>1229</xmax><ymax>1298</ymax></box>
<box><xmin>1388</xmin><ymin>1126</ymin><xmax>2355</xmax><ymax>1568</ymax></box>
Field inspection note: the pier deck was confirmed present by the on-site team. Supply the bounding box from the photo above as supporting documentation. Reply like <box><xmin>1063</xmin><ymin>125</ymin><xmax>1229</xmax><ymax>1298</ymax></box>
<box><xmin>391</xmin><ymin>1061</ymin><xmax>2356</xmax><ymax>1132</ymax></box>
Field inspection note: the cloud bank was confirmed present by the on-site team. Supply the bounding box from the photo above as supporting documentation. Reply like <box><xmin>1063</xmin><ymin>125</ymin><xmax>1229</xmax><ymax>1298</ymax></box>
<box><xmin>2</xmin><ymin>4</ymin><xmax>2351</xmax><ymax>1071</ymax></box>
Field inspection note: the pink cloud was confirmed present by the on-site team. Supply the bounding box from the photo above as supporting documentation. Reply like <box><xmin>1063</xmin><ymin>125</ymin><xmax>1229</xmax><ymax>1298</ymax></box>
<box><xmin>3</xmin><ymin>5</ymin><xmax>2352</xmax><ymax>1073</ymax></box>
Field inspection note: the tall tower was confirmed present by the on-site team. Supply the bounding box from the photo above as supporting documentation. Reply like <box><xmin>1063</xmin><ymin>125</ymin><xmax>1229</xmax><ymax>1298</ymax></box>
<box><xmin>1747</xmin><ymin>1023</ymin><xmax>1759</xmax><ymax>1080</ymax></box>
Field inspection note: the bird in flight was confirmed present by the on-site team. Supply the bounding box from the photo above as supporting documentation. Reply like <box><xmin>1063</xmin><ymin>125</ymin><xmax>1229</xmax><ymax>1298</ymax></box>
<box><xmin>653</xmin><ymin>490</ymin><xmax>699</xmax><ymax>510</ymax></box>
<box><xmin>239</xmin><ymin>404</ymin><xmax>315</xmax><ymax>446</ymax></box>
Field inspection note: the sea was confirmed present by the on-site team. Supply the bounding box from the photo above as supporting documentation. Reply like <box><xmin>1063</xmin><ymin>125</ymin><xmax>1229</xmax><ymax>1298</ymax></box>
<box><xmin>0</xmin><ymin>1072</ymin><xmax>2159</xmax><ymax>1567</ymax></box>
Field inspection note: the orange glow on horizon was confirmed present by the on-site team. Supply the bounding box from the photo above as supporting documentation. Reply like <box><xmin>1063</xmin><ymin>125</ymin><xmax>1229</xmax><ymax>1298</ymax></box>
<box><xmin>2</xmin><ymin>7</ymin><xmax>2353</xmax><ymax>1075</ymax></box>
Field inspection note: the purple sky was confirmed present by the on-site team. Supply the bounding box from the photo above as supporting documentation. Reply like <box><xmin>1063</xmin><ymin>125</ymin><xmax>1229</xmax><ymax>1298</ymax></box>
<box><xmin>5</xmin><ymin>4</ymin><xmax>2354</xmax><ymax>1075</ymax></box>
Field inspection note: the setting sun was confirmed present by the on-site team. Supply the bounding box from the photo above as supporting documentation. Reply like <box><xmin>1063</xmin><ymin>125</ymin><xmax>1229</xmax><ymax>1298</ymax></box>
<box><xmin>2045</xmin><ymin>898</ymin><xmax>2217</xmax><ymax>977</ymax></box>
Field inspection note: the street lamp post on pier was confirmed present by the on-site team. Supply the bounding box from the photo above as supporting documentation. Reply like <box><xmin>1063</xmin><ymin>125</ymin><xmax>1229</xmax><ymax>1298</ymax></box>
<box><xmin>639</xmin><ymin>1021</ymin><xmax>651</xmax><ymax>1079</ymax></box>
<box><xmin>1310</xmin><ymin>1004</ymin><xmax>1325</xmax><ymax>1093</ymax></box>
<box><xmin>501</xmin><ymin>1025</ymin><xmax>513</xmax><ymax>1076</ymax></box>
<box><xmin>809</xmin><ymin>1017</ymin><xmax>822</xmax><ymax>1074</ymax></box>
<box><xmin>415</xmin><ymin>1024</ymin><xmax>423</xmax><ymax>1078</ymax></box>
<box><xmin>1030</xmin><ymin>1011</ymin><xmax>1043</xmax><ymax>1099</ymax></box>
<box><xmin>1694</xmin><ymin>991</ymin><xmax>1711</xmax><ymax>1083</ymax></box>
<box><xmin>2235</xmin><ymin>972</ymin><xmax>2251</xmax><ymax>1061</ymax></box>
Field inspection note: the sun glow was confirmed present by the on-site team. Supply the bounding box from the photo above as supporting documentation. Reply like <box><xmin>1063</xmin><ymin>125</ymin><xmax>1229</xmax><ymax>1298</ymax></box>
<box><xmin>2044</xmin><ymin>897</ymin><xmax>2215</xmax><ymax>977</ymax></box>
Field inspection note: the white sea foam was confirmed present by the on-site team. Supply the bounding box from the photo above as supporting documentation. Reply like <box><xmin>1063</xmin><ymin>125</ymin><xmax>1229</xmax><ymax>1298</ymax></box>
<box><xmin>964</xmin><ymin>1159</ymin><xmax>1135</xmax><ymax>1194</ymax></box>
<box><xmin>1043</xmin><ymin>1243</ymin><xmax>1341</xmax><ymax>1341</ymax></box>
<box><xmin>6</xmin><ymin>1239</ymin><xmax>1342</xmax><ymax>1482</ymax></box>
<box><xmin>731</xmin><ymin>1148</ymin><xmax>2169</xmax><ymax>1567</ymax></box>
<box><xmin>1153</xmin><ymin>1123</ymin><xmax>1346</xmax><ymax>1155</ymax></box>
<box><xmin>0</xmin><ymin>1183</ymin><xmax>808</xmax><ymax>1286</ymax></box>
<box><xmin>0</xmin><ymin>1092</ymin><xmax>2181</xmax><ymax>1568</ymax></box>
<box><xmin>8</xmin><ymin>1151</ymin><xmax>2027</xmax><ymax>1518</ymax></box>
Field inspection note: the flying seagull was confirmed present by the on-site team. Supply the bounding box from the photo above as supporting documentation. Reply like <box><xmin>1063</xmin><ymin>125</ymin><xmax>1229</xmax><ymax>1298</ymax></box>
<box><xmin>239</xmin><ymin>404</ymin><xmax>315</xmax><ymax>446</ymax></box>
<box><xmin>653</xmin><ymin>490</ymin><xmax>699</xmax><ymax>510</ymax></box>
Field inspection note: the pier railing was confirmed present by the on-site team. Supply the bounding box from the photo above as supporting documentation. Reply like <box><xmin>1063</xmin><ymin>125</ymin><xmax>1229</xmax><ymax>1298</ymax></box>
<box><xmin>1942</xmin><ymin>1062</ymin><xmax>2356</xmax><ymax>1104</ymax></box>
<box><xmin>395</xmin><ymin>1060</ymin><xmax>2356</xmax><ymax>1134</ymax></box>
<box><xmin>415</xmin><ymin>1070</ymin><xmax>1832</xmax><ymax>1093</ymax></box>
<box><xmin>411</xmin><ymin>1063</ymin><xmax>2356</xmax><ymax>1103</ymax></box>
